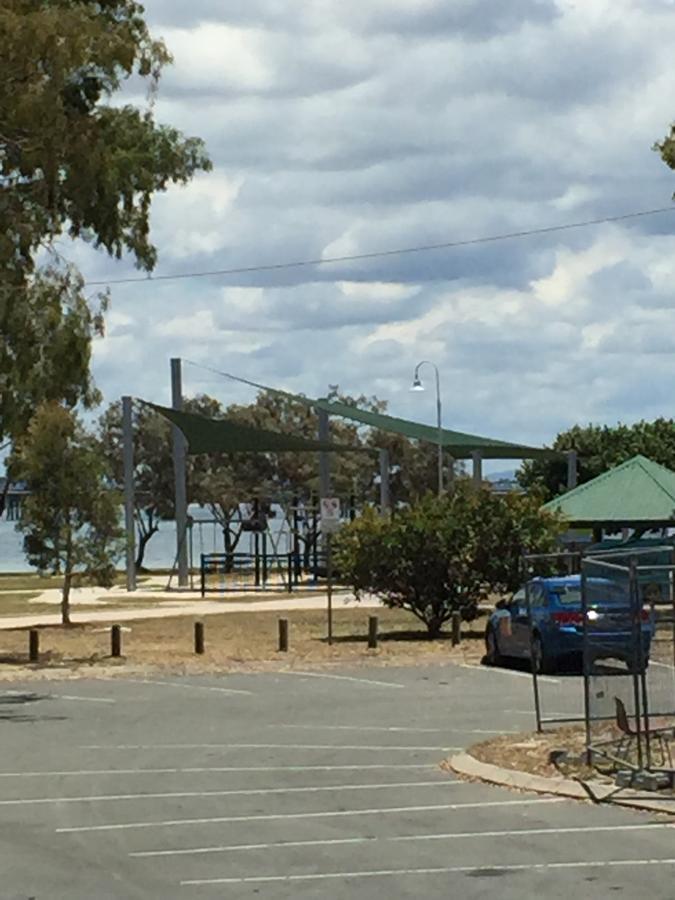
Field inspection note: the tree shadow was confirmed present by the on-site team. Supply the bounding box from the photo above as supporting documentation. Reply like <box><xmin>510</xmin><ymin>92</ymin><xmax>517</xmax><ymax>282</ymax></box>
<box><xmin>0</xmin><ymin>691</ymin><xmax>67</xmax><ymax>723</ymax></box>
<box><xmin>321</xmin><ymin>628</ymin><xmax>485</xmax><ymax>645</ymax></box>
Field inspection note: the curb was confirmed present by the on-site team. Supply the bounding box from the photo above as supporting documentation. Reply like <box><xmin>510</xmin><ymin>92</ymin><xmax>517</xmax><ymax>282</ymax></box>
<box><xmin>449</xmin><ymin>752</ymin><xmax>675</xmax><ymax>816</ymax></box>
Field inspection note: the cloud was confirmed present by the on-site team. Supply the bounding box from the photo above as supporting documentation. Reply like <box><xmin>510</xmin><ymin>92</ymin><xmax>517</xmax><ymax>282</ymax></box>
<box><xmin>70</xmin><ymin>0</ymin><xmax>675</xmax><ymax>463</ymax></box>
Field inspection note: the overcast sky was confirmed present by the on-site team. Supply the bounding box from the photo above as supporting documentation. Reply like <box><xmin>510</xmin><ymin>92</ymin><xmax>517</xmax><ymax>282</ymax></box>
<box><xmin>76</xmin><ymin>0</ymin><xmax>675</xmax><ymax>463</ymax></box>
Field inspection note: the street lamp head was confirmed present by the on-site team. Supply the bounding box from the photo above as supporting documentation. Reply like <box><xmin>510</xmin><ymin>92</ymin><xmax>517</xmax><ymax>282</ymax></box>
<box><xmin>410</xmin><ymin>376</ymin><xmax>425</xmax><ymax>392</ymax></box>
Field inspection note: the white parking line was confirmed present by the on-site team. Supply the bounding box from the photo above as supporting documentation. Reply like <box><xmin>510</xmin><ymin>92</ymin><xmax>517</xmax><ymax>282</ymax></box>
<box><xmin>276</xmin><ymin>724</ymin><xmax>448</xmax><ymax>733</ymax></box>
<box><xmin>460</xmin><ymin>664</ymin><xmax>561</xmax><ymax>684</ymax></box>
<box><xmin>135</xmin><ymin>822</ymin><xmax>675</xmax><ymax>858</ymax></box>
<box><xmin>122</xmin><ymin>678</ymin><xmax>252</xmax><ymax>696</ymax></box>
<box><xmin>276</xmin><ymin>671</ymin><xmax>405</xmax><ymax>689</ymax></box>
<box><xmin>181</xmin><ymin>857</ymin><xmax>675</xmax><ymax>886</ymax></box>
<box><xmin>0</xmin><ymin>780</ymin><xmax>464</xmax><ymax>806</ymax></box>
<box><xmin>275</xmin><ymin>723</ymin><xmax>517</xmax><ymax>736</ymax></box>
<box><xmin>56</xmin><ymin>798</ymin><xmax>565</xmax><ymax>834</ymax></box>
<box><xmin>81</xmin><ymin>743</ymin><xmax>458</xmax><ymax>751</ymax></box>
<box><xmin>0</xmin><ymin>764</ymin><xmax>435</xmax><ymax>779</ymax></box>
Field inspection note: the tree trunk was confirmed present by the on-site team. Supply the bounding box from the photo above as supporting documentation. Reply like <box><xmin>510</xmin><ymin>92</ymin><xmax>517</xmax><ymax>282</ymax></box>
<box><xmin>61</xmin><ymin>571</ymin><xmax>72</xmax><ymax>626</ymax></box>
<box><xmin>425</xmin><ymin>615</ymin><xmax>444</xmax><ymax>639</ymax></box>
<box><xmin>135</xmin><ymin>524</ymin><xmax>158</xmax><ymax>571</ymax></box>
<box><xmin>0</xmin><ymin>473</ymin><xmax>10</xmax><ymax>520</ymax></box>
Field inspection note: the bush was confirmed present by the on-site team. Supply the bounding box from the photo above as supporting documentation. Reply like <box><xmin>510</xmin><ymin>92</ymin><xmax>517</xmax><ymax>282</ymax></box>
<box><xmin>334</xmin><ymin>484</ymin><xmax>563</xmax><ymax>637</ymax></box>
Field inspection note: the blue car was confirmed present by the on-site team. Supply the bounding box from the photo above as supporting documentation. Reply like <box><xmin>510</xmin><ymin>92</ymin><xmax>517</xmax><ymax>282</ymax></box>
<box><xmin>484</xmin><ymin>575</ymin><xmax>653</xmax><ymax>674</ymax></box>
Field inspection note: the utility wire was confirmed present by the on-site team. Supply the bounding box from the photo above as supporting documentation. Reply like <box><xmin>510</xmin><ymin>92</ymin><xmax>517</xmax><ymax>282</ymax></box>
<box><xmin>84</xmin><ymin>205</ymin><xmax>675</xmax><ymax>288</ymax></box>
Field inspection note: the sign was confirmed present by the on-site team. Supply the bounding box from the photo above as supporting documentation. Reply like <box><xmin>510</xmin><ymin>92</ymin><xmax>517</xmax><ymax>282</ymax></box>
<box><xmin>320</xmin><ymin>497</ymin><xmax>341</xmax><ymax>533</ymax></box>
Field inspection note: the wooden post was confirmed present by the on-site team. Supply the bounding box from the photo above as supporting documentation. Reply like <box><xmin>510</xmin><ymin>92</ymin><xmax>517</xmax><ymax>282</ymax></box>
<box><xmin>111</xmin><ymin>624</ymin><xmax>122</xmax><ymax>658</ymax></box>
<box><xmin>194</xmin><ymin>621</ymin><xmax>205</xmax><ymax>655</ymax></box>
<box><xmin>368</xmin><ymin>616</ymin><xmax>378</xmax><ymax>649</ymax></box>
<box><xmin>28</xmin><ymin>629</ymin><xmax>39</xmax><ymax>663</ymax></box>
<box><xmin>278</xmin><ymin>618</ymin><xmax>289</xmax><ymax>652</ymax></box>
<box><xmin>451</xmin><ymin>611</ymin><xmax>461</xmax><ymax>646</ymax></box>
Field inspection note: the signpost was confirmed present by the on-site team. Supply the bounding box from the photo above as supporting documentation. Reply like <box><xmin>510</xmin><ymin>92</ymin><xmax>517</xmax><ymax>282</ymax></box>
<box><xmin>320</xmin><ymin>498</ymin><xmax>341</xmax><ymax>644</ymax></box>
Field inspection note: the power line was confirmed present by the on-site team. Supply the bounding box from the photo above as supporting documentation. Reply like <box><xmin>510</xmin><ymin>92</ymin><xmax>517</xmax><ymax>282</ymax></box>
<box><xmin>84</xmin><ymin>205</ymin><xmax>675</xmax><ymax>288</ymax></box>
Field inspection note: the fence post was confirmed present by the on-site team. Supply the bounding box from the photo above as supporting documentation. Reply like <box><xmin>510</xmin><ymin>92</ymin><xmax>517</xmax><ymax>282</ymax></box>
<box><xmin>287</xmin><ymin>553</ymin><xmax>293</xmax><ymax>593</ymax></box>
<box><xmin>194</xmin><ymin>621</ymin><xmax>205</xmax><ymax>655</ymax></box>
<box><xmin>200</xmin><ymin>554</ymin><xmax>206</xmax><ymax>597</ymax></box>
<box><xmin>111</xmin><ymin>624</ymin><xmax>122</xmax><ymax>658</ymax></box>
<box><xmin>278</xmin><ymin>618</ymin><xmax>289</xmax><ymax>652</ymax></box>
<box><xmin>28</xmin><ymin>629</ymin><xmax>39</xmax><ymax>663</ymax></box>
<box><xmin>368</xmin><ymin>616</ymin><xmax>378</xmax><ymax>649</ymax></box>
<box><xmin>451</xmin><ymin>612</ymin><xmax>461</xmax><ymax>646</ymax></box>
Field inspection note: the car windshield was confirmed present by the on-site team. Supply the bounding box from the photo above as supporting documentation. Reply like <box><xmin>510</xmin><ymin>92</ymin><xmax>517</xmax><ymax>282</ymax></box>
<box><xmin>550</xmin><ymin>586</ymin><xmax>582</xmax><ymax>605</ymax></box>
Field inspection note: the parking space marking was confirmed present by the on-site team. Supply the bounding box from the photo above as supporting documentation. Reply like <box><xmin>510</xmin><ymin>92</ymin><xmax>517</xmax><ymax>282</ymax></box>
<box><xmin>81</xmin><ymin>742</ymin><xmax>459</xmax><ymax>751</ymax></box>
<box><xmin>181</xmin><ymin>858</ymin><xmax>675</xmax><ymax>886</ymax></box>
<box><xmin>56</xmin><ymin>797</ymin><xmax>566</xmax><ymax>834</ymax></box>
<box><xmin>275</xmin><ymin>723</ymin><xmax>518</xmax><ymax>736</ymax></box>
<box><xmin>0</xmin><ymin>763</ymin><xmax>435</xmax><ymax>779</ymax></box>
<box><xmin>122</xmin><ymin>678</ymin><xmax>252</xmax><ymax>696</ymax></box>
<box><xmin>135</xmin><ymin>822</ymin><xmax>675</xmax><ymax>858</ymax></box>
<box><xmin>0</xmin><ymin>779</ymin><xmax>465</xmax><ymax>806</ymax></box>
<box><xmin>276</xmin><ymin>671</ymin><xmax>405</xmax><ymax>689</ymax></box>
<box><xmin>460</xmin><ymin>664</ymin><xmax>561</xmax><ymax>684</ymax></box>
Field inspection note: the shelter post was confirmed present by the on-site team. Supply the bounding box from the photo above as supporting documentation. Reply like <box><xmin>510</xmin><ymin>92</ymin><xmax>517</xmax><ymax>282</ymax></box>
<box><xmin>122</xmin><ymin>395</ymin><xmax>136</xmax><ymax>592</ymax></box>
<box><xmin>566</xmin><ymin>449</ymin><xmax>578</xmax><ymax>490</ymax></box>
<box><xmin>471</xmin><ymin>450</ymin><xmax>483</xmax><ymax>488</ymax></box>
<box><xmin>379</xmin><ymin>448</ymin><xmax>391</xmax><ymax>514</ymax></box>
<box><xmin>171</xmin><ymin>358</ymin><xmax>189</xmax><ymax>587</ymax></box>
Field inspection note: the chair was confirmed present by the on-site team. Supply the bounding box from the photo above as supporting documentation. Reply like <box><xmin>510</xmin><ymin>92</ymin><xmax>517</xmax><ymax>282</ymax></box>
<box><xmin>614</xmin><ymin>698</ymin><xmax>673</xmax><ymax>770</ymax></box>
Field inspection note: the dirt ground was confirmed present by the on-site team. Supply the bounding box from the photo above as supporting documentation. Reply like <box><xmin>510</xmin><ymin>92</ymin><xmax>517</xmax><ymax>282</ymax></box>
<box><xmin>0</xmin><ymin>607</ymin><xmax>488</xmax><ymax>681</ymax></box>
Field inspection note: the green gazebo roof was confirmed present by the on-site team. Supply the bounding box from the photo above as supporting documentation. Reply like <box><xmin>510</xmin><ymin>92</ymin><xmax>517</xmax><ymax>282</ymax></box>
<box><xmin>544</xmin><ymin>455</ymin><xmax>675</xmax><ymax>526</ymax></box>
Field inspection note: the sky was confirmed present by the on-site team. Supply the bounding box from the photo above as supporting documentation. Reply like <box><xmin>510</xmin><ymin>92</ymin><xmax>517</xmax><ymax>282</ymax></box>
<box><xmin>73</xmin><ymin>0</ymin><xmax>675</xmax><ymax>468</ymax></box>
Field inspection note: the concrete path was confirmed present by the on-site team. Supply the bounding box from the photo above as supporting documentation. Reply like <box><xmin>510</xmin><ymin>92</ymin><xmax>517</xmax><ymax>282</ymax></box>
<box><xmin>0</xmin><ymin>592</ymin><xmax>381</xmax><ymax>630</ymax></box>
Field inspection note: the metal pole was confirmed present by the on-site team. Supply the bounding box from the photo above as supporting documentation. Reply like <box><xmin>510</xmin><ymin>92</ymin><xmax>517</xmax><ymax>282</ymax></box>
<box><xmin>379</xmin><ymin>448</ymin><xmax>391</xmax><ymax>514</ymax></box>
<box><xmin>327</xmin><ymin>533</ymin><xmax>333</xmax><ymax>645</ymax></box>
<box><xmin>526</xmin><ymin>579</ymin><xmax>543</xmax><ymax>732</ymax></box>
<box><xmin>566</xmin><ymin>450</ymin><xmax>578</xmax><ymax>490</ymax></box>
<box><xmin>122</xmin><ymin>396</ymin><xmax>136</xmax><ymax>592</ymax></box>
<box><xmin>472</xmin><ymin>450</ymin><xmax>483</xmax><ymax>488</ymax></box>
<box><xmin>318</xmin><ymin>404</ymin><xmax>331</xmax><ymax>499</ymax></box>
<box><xmin>435</xmin><ymin>366</ymin><xmax>443</xmax><ymax>497</ymax></box>
<box><xmin>171</xmin><ymin>358</ymin><xmax>189</xmax><ymax>587</ymax></box>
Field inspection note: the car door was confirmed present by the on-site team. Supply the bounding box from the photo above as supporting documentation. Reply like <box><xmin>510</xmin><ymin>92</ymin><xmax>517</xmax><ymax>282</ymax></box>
<box><xmin>510</xmin><ymin>586</ymin><xmax>534</xmax><ymax>657</ymax></box>
<box><xmin>496</xmin><ymin>588</ymin><xmax>526</xmax><ymax>656</ymax></box>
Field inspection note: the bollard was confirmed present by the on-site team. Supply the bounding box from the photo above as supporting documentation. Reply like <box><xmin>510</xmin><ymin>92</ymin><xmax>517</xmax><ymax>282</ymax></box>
<box><xmin>451</xmin><ymin>611</ymin><xmax>461</xmax><ymax>646</ymax></box>
<box><xmin>278</xmin><ymin>618</ymin><xmax>289</xmax><ymax>652</ymax></box>
<box><xmin>28</xmin><ymin>629</ymin><xmax>39</xmax><ymax>663</ymax></box>
<box><xmin>111</xmin><ymin>624</ymin><xmax>122</xmax><ymax>658</ymax></box>
<box><xmin>194</xmin><ymin>621</ymin><xmax>205</xmax><ymax>655</ymax></box>
<box><xmin>368</xmin><ymin>616</ymin><xmax>378</xmax><ymax>650</ymax></box>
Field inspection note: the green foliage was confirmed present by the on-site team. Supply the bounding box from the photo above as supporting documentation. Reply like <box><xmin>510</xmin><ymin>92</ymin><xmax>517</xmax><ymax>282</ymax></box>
<box><xmin>334</xmin><ymin>485</ymin><xmax>563</xmax><ymax>637</ymax></box>
<box><xmin>14</xmin><ymin>402</ymin><xmax>122</xmax><ymax>624</ymax></box>
<box><xmin>517</xmin><ymin>420</ymin><xmax>675</xmax><ymax>500</ymax></box>
<box><xmin>0</xmin><ymin>0</ymin><xmax>211</xmax><ymax>281</ymax></box>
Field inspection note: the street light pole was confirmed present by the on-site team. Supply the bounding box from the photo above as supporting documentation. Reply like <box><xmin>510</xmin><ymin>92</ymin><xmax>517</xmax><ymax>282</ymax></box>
<box><xmin>411</xmin><ymin>360</ymin><xmax>443</xmax><ymax>496</ymax></box>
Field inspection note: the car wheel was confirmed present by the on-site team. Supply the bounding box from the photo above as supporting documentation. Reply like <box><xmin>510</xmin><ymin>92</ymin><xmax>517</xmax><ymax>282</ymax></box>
<box><xmin>485</xmin><ymin>626</ymin><xmax>502</xmax><ymax>666</ymax></box>
<box><xmin>531</xmin><ymin>633</ymin><xmax>555</xmax><ymax>675</ymax></box>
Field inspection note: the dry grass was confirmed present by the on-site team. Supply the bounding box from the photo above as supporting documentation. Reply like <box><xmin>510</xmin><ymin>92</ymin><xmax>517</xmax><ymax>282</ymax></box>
<box><xmin>0</xmin><ymin>572</ymin><xmax>150</xmax><ymax>593</ymax></box>
<box><xmin>470</xmin><ymin>725</ymin><xmax>604</xmax><ymax>780</ymax></box>
<box><xmin>0</xmin><ymin>593</ymin><xmax>49</xmax><ymax>616</ymax></box>
<box><xmin>0</xmin><ymin>608</ymin><xmax>488</xmax><ymax>680</ymax></box>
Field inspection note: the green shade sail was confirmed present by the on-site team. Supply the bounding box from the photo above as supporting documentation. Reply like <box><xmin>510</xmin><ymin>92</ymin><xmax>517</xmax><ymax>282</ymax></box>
<box><xmin>147</xmin><ymin>403</ymin><xmax>366</xmax><ymax>455</ymax></box>
<box><xmin>311</xmin><ymin>398</ymin><xmax>554</xmax><ymax>460</ymax></box>
<box><xmin>544</xmin><ymin>455</ymin><xmax>675</xmax><ymax>526</ymax></box>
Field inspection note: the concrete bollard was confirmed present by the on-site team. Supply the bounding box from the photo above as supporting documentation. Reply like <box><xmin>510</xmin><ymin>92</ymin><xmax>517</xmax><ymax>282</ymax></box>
<box><xmin>368</xmin><ymin>616</ymin><xmax>378</xmax><ymax>649</ymax></box>
<box><xmin>194</xmin><ymin>621</ymin><xmax>205</xmax><ymax>655</ymax></box>
<box><xmin>451</xmin><ymin>611</ymin><xmax>461</xmax><ymax>646</ymax></box>
<box><xmin>111</xmin><ymin>624</ymin><xmax>122</xmax><ymax>658</ymax></box>
<box><xmin>278</xmin><ymin>618</ymin><xmax>289</xmax><ymax>652</ymax></box>
<box><xmin>29</xmin><ymin>629</ymin><xmax>39</xmax><ymax>663</ymax></box>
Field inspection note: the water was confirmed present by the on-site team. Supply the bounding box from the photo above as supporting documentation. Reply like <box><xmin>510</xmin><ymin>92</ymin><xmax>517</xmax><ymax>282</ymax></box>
<box><xmin>0</xmin><ymin>505</ymin><xmax>296</xmax><ymax>573</ymax></box>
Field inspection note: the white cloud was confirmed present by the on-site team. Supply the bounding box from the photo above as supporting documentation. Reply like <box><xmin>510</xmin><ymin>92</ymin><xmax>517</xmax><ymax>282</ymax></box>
<box><xmin>77</xmin><ymin>0</ymin><xmax>675</xmax><ymax>453</ymax></box>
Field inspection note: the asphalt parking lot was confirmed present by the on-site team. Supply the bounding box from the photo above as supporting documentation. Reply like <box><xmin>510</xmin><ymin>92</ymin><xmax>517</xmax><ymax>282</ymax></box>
<box><xmin>1</xmin><ymin>662</ymin><xmax>674</xmax><ymax>899</ymax></box>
